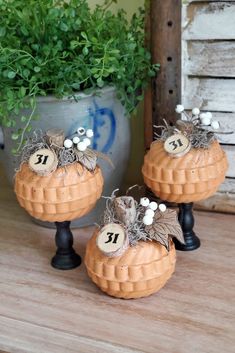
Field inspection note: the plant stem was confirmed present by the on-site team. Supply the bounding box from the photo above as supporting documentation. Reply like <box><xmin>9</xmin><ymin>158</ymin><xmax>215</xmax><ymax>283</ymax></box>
<box><xmin>16</xmin><ymin>99</ymin><xmax>36</xmax><ymax>153</ymax></box>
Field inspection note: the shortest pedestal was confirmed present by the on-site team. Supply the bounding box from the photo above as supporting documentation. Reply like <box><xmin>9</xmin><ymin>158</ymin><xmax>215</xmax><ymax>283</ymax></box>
<box><xmin>51</xmin><ymin>221</ymin><xmax>82</xmax><ymax>270</ymax></box>
<box><xmin>174</xmin><ymin>203</ymin><xmax>201</xmax><ymax>251</ymax></box>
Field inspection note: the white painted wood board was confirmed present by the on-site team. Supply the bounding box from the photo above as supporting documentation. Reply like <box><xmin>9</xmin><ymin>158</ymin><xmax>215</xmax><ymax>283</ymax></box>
<box><xmin>183</xmin><ymin>2</ymin><xmax>235</xmax><ymax>40</ymax></box>
<box><xmin>209</xmin><ymin>113</ymin><xmax>235</xmax><ymax>144</ymax></box>
<box><xmin>185</xmin><ymin>41</ymin><xmax>235</xmax><ymax>77</ymax></box>
<box><xmin>219</xmin><ymin>177</ymin><xmax>235</xmax><ymax>193</ymax></box>
<box><xmin>195</xmin><ymin>190</ymin><xmax>235</xmax><ymax>213</ymax></box>
<box><xmin>196</xmin><ymin>177</ymin><xmax>235</xmax><ymax>213</ymax></box>
<box><xmin>183</xmin><ymin>78</ymin><xmax>235</xmax><ymax>112</ymax></box>
<box><xmin>182</xmin><ymin>1</ymin><xmax>235</xmax><ymax>209</ymax></box>
<box><xmin>223</xmin><ymin>145</ymin><xmax>235</xmax><ymax>177</ymax></box>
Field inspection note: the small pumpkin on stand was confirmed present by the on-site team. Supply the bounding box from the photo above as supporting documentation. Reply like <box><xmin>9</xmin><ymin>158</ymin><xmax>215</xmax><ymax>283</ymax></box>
<box><xmin>85</xmin><ymin>190</ymin><xmax>184</xmax><ymax>299</ymax></box>
<box><xmin>15</xmin><ymin>127</ymin><xmax>105</xmax><ymax>270</ymax></box>
<box><xmin>142</xmin><ymin>105</ymin><xmax>231</xmax><ymax>250</ymax></box>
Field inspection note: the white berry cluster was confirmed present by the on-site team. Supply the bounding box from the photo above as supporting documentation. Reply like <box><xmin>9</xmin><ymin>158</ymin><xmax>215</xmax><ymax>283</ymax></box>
<box><xmin>175</xmin><ymin>104</ymin><xmax>185</xmax><ymax>114</ymax></box>
<box><xmin>63</xmin><ymin>127</ymin><xmax>94</xmax><ymax>152</ymax></box>
<box><xmin>175</xmin><ymin>104</ymin><xmax>220</xmax><ymax>130</ymax></box>
<box><xmin>140</xmin><ymin>197</ymin><xmax>166</xmax><ymax>226</ymax></box>
<box><xmin>199</xmin><ymin>112</ymin><xmax>220</xmax><ymax>130</ymax></box>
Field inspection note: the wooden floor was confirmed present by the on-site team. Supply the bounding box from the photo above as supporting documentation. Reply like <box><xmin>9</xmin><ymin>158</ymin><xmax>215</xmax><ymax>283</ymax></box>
<box><xmin>0</xmin><ymin>165</ymin><xmax>234</xmax><ymax>353</ymax></box>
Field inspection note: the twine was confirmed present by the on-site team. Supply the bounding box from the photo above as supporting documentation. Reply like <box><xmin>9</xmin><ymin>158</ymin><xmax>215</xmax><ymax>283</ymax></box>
<box><xmin>101</xmin><ymin>195</ymin><xmax>151</xmax><ymax>247</ymax></box>
<box><xmin>17</xmin><ymin>129</ymin><xmax>113</xmax><ymax>175</ymax></box>
<box><xmin>154</xmin><ymin>120</ymin><xmax>216</xmax><ymax>149</ymax></box>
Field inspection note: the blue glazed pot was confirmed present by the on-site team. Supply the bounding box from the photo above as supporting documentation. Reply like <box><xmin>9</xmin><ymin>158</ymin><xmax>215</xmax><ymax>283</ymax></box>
<box><xmin>0</xmin><ymin>86</ymin><xmax>130</xmax><ymax>227</ymax></box>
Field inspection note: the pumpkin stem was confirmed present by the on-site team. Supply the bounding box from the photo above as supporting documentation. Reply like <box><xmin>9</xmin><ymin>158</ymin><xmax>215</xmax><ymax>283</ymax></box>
<box><xmin>45</xmin><ymin>128</ymin><xmax>65</xmax><ymax>147</ymax></box>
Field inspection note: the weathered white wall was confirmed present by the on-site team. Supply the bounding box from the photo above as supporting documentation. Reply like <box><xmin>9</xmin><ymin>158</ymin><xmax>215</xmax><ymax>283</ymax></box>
<box><xmin>182</xmin><ymin>0</ymin><xmax>235</xmax><ymax>211</ymax></box>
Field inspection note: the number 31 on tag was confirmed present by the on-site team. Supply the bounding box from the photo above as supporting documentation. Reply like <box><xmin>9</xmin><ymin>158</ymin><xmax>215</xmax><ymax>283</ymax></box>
<box><xmin>164</xmin><ymin>133</ymin><xmax>191</xmax><ymax>157</ymax></box>
<box><xmin>29</xmin><ymin>148</ymin><xmax>58</xmax><ymax>175</ymax></box>
<box><xmin>96</xmin><ymin>223</ymin><xmax>127</xmax><ymax>256</ymax></box>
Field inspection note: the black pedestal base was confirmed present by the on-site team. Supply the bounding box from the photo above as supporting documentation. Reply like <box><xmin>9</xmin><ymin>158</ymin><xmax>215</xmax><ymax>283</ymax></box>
<box><xmin>174</xmin><ymin>202</ymin><xmax>201</xmax><ymax>251</ymax></box>
<box><xmin>51</xmin><ymin>221</ymin><xmax>82</xmax><ymax>270</ymax></box>
<box><xmin>51</xmin><ymin>252</ymin><xmax>82</xmax><ymax>270</ymax></box>
<box><xmin>174</xmin><ymin>232</ymin><xmax>200</xmax><ymax>251</ymax></box>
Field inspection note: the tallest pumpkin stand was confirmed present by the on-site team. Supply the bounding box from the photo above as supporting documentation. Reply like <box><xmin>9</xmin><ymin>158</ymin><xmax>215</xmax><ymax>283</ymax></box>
<box><xmin>142</xmin><ymin>107</ymin><xmax>229</xmax><ymax>250</ymax></box>
<box><xmin>142</xmin><ymin>139</ymin><xmax>227</xmax><ymax>204</ymax></box>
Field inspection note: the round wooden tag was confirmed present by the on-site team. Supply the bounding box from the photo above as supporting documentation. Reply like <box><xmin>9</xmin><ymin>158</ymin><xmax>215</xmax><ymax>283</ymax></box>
<box><xmin>164</xmin><ymin>133</ymin><xmax>191</xmax><ymax>157</ymax></box>
<box><xmin>29</xmin><ymin>148</ymin><xmax>58</xmax><ymax>176</ymax></box>
<box><xmin>96</xmin><ymin>223</ymin><xmax>129</xmax><ymax>257</ymax></box>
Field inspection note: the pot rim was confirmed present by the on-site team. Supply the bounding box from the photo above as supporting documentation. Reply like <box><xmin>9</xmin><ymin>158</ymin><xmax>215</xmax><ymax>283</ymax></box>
<box><xmin>36</xmin><ymin>85</ymin><xmax>116</xmax><ymax>103</ymax></box>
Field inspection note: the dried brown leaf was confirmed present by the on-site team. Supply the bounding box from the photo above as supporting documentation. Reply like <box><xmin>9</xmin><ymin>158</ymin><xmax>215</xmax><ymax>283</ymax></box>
<box><xmin>76</xmin><ymin>149</ymin><xmax>97</xmax><ymax>171</ymax></box>
<box><xmin>145</xmin><ymin>209</ymin><xmax>184</xmax><ymax>250</ymax></box>
<box><xmin>93</xmin><ymin>150</ymin><xmax>115</xmax><ymax>169</ymax></box>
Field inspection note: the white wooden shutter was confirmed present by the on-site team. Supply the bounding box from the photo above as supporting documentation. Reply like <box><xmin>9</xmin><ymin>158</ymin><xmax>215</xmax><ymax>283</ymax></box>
<box><xmin>182</xmin><ymin>0</ymin><xmax>235</xmax><ymax>212</ymax></box>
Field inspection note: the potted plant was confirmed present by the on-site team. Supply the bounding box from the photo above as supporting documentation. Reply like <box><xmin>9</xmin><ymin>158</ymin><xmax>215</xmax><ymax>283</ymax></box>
<box><xmin>0</xmin><ymin>0</ymin><xmax>158</xmax><ymax>225</ymax></box>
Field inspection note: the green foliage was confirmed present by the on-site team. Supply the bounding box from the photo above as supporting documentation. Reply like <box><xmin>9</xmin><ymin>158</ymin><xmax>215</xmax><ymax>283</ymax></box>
<box><xmin>0</xmin><ymin>0</ymin><xmax>159</xmax><ymax>153</ymax></box>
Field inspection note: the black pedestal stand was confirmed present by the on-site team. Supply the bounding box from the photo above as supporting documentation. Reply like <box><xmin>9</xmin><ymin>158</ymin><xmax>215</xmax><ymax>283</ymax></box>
<box><xmin>51</xmin><ymin>221</ymin><xmax>82</xmax><ymax>270</ymax></box>
<box><xmin>174</xmin><ymin>202</ymin><xmax>201</xmax><ymax>251</ymax></box>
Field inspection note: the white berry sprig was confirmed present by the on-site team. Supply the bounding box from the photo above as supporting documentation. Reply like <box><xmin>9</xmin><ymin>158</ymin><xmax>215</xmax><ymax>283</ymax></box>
<box><xmin>192</xmin><ymin>107</ymin><xmax>200</xmax><ymax>116</ymax></box>
<box><xmin>72</xmin><ymin>136</ymin><xmax>80</xmax><ymax>144</ymax></box>
<box><xmin>176</xmin><ymin>104</ymin><xmax>202</xmax><ymax>124</ymax></box>
<box><xmin>175</xmin><ymin>104</ymin><xmax>220</xmax><ymax>130</ymax></box>
<box><xmin>140</xmin><ymin>197</ymin><xmax>167</xmax><ymax>225</ymax></box>
<box><xmin>63</xmin><ymin>139</ymin><xmax>73</xmax><ymax>148</ymax></box>
<box><xmin>63</xmin><ymin>127</ymin><xmax>94</xmax><ymax>151</ymax></box>
<box><xmin>175</xmin><ymin>104</ymin><xmax>192</xmax><ymax>121</ymax></box>
<box><xmin>199</xmin><ymin>112</ymin><xmax>220</xmax><ymax>130</ymax></box>
<box><xmin>140</xmin><ymin>197</ymin><xmax>150</xmax><ymax>207</ymax></box>
<box><xmin>159</xmin><ymin>203</ymin><xmax>167</xmax><ymax>212</ymax></box>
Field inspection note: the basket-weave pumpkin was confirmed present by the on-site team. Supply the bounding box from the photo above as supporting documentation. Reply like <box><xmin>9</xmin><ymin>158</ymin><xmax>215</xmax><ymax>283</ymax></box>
<box><xmin>85</xmin><ymin>229</ymin><xmax>176</xmax><ymax>299</ymax></box>
<box><xmin>15</xmin><ymin>162</ymin><xmax>103</xmax><ymax>222</ymax></box>
<box><xmin>142</xmin><ymin>140</ymin><xmax>228</xmax><ymax>203</ymax></box>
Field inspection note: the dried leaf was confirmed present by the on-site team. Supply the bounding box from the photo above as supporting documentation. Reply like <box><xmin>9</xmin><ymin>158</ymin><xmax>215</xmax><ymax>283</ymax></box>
<box><xmin>145</xmin><ymin>209</ymin><xmax>184</xmax><ymax>250</ymax></box>
<box><xmin>93</xmin><ymin>150</ymin><xmax>114</xmax><ymax>169</ymax></box>
<box><xmin>76</xmin><ymin>149</ymin><xmax>97</xmax><ymax>171</ymax></box>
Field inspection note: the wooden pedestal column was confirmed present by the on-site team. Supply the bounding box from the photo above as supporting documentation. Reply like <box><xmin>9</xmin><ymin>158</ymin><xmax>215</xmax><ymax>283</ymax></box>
<box><xmin>145</xmin><ymin>0</ymin><xmax>182</xmax><ymax>148</ymax></box>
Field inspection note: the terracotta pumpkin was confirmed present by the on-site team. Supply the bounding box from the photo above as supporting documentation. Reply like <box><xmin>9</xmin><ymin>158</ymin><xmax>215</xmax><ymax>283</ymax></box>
<box><xmin>15</xmin><ymin>162</ymin><xmax>103</xmax><ymax>222</ymax></box>
<box><xmin>85</xmin><ymin>229</ymin><xmax>176</xmax><ymax>299</ymax></box>
<box><xmin>142</xmin><ymin>140</ymin><xmax>228</xmax><ymax>203</ymax></box>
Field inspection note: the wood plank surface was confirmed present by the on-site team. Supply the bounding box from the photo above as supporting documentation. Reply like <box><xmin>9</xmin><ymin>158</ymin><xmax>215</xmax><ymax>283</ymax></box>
<box><xmin>183</xmin><ymin>2</ymin><xmax>235</xmax><ymax>40</ymax></box>
<box><xmin>0</xmin><ymin>165</ymin><xmax>235</xmax><ymax>353</ymax></box>
<box><xmin>185</xmin><ymin>41</ymin><xmax>235</xmax><ymax>77</ymax></box>
<box><xmin>0</xmin><ymin>316</ymin><xmax>139</xmax><ymax>353</ymax></box>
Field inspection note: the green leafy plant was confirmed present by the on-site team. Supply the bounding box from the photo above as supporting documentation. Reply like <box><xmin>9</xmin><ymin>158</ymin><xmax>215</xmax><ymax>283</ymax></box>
<box><xmin>0</xmin><ymin>0</ymin><xmax>159</xmax><ymax>153</ymax></box>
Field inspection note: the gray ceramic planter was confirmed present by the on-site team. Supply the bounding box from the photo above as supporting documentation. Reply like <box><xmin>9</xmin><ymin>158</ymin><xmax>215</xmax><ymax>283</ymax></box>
<box><xmin>0</xmin><ymin>86</ymin><xmax>130</xmax><ymax>227</ymax></box>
